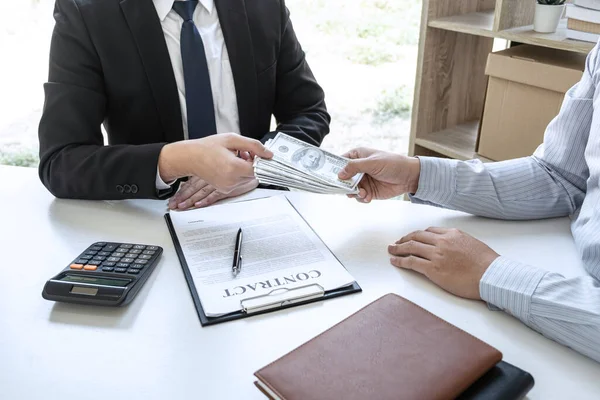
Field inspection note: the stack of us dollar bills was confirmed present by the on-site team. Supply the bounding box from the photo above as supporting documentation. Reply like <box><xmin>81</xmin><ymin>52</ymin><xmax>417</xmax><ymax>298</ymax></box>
<box><xmin>253</xmin><ymin>132</ymin><xmax>364</xmax><ymax>194</ymax></box>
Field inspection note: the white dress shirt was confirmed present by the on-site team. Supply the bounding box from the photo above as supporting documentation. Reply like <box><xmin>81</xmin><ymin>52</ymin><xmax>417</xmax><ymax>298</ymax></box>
<box><xmin>153</xmin><ymin>0</ymin><xmax>240</xmax><ymax>189</ymax></box>
<box><xmin>412</xmin><ymin>42</ymin><xmax>600</xmax><ymax>363</ymax></box>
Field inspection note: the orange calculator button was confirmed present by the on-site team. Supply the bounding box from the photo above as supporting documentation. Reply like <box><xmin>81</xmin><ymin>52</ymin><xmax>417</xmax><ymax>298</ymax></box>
<box><xmin>83</xmin><ymin>265</ymin><xmax>97</xmax><ymax>271</ymax></box>
<box><xmin>70</xmin><ymin>264</ymin><xmax>84</xmax><ymax>270</ymax></box>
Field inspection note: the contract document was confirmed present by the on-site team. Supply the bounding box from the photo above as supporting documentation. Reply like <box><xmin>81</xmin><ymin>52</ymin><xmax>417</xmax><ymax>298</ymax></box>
<box><xmin>167</xmin><ymin>195</ymin><xmax>357</xmax><ymax>317</ymax></box>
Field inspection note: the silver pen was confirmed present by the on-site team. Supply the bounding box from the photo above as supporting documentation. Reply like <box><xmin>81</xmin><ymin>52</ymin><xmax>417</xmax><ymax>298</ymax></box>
<box><xmin>232</xmin><ymin>228</ymin><xmax>243</xmax><ymax>277</ymax></box>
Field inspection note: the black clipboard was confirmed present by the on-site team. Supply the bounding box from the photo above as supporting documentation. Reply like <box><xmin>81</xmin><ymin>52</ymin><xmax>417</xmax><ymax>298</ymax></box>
<box><xmin>164</xmin><ymin>198</ymin><xmax>361</xmax><ymax>326</ymax></box>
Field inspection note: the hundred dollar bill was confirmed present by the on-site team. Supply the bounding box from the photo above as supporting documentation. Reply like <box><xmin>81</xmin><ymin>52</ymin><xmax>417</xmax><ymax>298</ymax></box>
<box><xmin>256</xmin><ymin>167</ymin><xmax>359</xmax><ymax>194</ymax></box>
<box><xmin>261</xmin><ymin>133</ymin><xmax>363</xmax><ymax>190</ymax></box>
<box><xmin>255</xmin><ymin>159</ymin><xmax>329</xmax><ymax>186</ymax></box>
<box><xmin>257</xmin><ymin>177</ymin><xmax>351</xmax><ymax>195</ymax></box>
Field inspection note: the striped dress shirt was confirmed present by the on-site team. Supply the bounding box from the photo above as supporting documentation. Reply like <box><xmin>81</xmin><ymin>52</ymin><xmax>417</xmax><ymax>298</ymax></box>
<box><xmin>411</xmin><ymin>42</ymin><xmax>600</xmax><ymax>363</ymax></box>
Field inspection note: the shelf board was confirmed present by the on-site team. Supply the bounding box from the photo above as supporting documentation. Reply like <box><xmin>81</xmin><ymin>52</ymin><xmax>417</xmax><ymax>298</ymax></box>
<box><xmin>414</xmin><ymin>121</ymin><xmax>492</xmax><ymax>162</ymax></box>
<box><xmin>429</xmin><ymin>12</ymin><xmax>594</xmax><ymax>54</ymax></box>
<box><xmin>428</xmin><ymin>10</ymin><xmax>496</xmax><ymax>38</ymax></box>
<box><xmin>501</xmin><ymin>20</ymin><xmax>594</xmax><ymax>54</ymax></box>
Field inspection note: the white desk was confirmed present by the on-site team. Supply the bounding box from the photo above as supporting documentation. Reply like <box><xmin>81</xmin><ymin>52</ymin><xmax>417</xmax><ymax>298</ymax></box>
<box><xmin>1</xmin><ymin>165</ymin><xmax>599</xmax><ymax>399</ymax></box>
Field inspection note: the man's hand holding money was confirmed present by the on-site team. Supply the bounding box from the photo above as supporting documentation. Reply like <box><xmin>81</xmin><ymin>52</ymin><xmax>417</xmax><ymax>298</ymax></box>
<box><xmin>338</xmin><ymin>148</ymin><xmax>421</xmax><ymax>202</ymax></box>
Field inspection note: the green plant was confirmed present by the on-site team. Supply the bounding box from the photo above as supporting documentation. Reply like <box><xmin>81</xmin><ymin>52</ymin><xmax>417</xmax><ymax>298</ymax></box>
<box><xmin>536</xmin><ymin>0</ymin><xmax>566</xmax><ymax>5</ymax></box>
<box><xmin>367</xmin><ymin>86</ymin><xmax>413</xmax><ymax>123</ymax></box>
<box><xmin>348</xmin><ymin>44</ymin><xmax>396</xmax><ymax>66</ymax></box>
<box><xmin>0</xmin><ymin>148</ymin><xmax>39</xmax><ymax>168</ymax></box>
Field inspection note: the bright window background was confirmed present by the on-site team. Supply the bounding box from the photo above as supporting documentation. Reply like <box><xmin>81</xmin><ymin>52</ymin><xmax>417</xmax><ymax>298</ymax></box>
<box><xmin>0</xmin><ymin>0</ymin><xmax>421</xmax><ymax>167</ymax></box>
<box><xmin>0</xmin><ymin>1</ymin><xmax>54</xmax><ymax>167</ymax></box>
<box><xmin>287</xmin><ymin>0</ymin><xmax>420</xmax><ymax>156</ymax></box>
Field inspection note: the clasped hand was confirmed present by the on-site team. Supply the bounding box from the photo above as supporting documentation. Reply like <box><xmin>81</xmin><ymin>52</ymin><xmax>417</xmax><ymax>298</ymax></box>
<box><xmin>169</xmin><ymin>176</ymin><xmax>258</xmax><ymax>210</ymax></box>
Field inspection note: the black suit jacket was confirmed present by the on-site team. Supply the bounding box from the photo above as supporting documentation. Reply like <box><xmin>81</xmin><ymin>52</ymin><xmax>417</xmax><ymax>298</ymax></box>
<box><xmin>39</xmin><ymin>0</ymin><xmax>330</xmax><ymax>200</ymax></box>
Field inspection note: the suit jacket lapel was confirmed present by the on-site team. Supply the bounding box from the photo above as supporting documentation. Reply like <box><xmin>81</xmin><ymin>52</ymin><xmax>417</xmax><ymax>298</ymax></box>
<box><xmin>216</xmin><ymin>0</ymin><xmax>258</xmax><ymax>136</ymax></box>
<box><xmin>120</xmin><ymin>0</ymin><xmax>184</xmax><ymax>143</ymax></box>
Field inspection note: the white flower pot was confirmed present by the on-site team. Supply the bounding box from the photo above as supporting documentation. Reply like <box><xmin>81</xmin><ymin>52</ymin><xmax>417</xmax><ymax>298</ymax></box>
<box><xmin>533</xmin><ymin>3</ymin><xmax>565</xmax><ymax>33</ymax></box>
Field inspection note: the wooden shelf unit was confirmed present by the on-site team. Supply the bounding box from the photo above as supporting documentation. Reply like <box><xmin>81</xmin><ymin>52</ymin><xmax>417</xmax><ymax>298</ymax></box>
<box><xmin>429</xmin><ymin>11</ymin><xmax>593</xmax><ymax>54</ymax></box>
<box><xmin>414</xmin><ymin>121</ymin><xmax>492</xmax><ymax>162</ymax></box>
<box><xmin>409</xmin><ymin>0</ymin><xmax>594</xmax><ymax>162</ymax></box>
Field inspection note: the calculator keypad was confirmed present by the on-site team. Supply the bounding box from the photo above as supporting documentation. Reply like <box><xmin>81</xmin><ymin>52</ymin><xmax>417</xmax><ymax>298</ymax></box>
<box><xmin>68</xmin><ymin>242</ymin><xmax>161</xmax><ymax>277</ymax></box>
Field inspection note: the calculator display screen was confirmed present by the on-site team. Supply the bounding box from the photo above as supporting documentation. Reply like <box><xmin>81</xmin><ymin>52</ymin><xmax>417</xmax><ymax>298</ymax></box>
<box><xmin>60</xmin><ymin>275</ymin><xmax>131</xmax><ymax>287</ymax></box>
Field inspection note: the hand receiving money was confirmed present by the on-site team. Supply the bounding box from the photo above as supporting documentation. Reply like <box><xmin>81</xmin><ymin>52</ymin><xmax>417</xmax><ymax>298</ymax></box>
<box><xmin>253</xmin><ymin>133</ymin><xmax>364</xmax><ymax>195</ymax></box>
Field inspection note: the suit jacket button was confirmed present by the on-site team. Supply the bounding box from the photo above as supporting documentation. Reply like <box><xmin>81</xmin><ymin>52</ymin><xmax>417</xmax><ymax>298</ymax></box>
<box><xmin>131</xmin><ymin>184</ymin><xmax>139</xmax><ymax>194</ymax></box>
<box><xmin>124</xmin><ymin>184</ymin><xmax>132</xmax><ymax>194</ymax></box>
<box><xmin>116</xmin><ymin>185</ymin><xmax>124</xmax><ymax>193</ymax></box>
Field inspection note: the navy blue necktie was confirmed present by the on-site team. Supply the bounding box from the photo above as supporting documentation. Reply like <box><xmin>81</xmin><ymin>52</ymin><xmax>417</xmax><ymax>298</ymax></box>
<box><xmin>172</xmin><ymin>1</ymin><xmax>217</xmax><ymax>139</ymax></box>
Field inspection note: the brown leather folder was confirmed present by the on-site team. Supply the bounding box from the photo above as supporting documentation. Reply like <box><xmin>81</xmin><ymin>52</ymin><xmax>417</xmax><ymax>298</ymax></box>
<box><xmin>254</xmin><ymin>293</ymin><xmax>503</xmax><ymax>400</ymax></box>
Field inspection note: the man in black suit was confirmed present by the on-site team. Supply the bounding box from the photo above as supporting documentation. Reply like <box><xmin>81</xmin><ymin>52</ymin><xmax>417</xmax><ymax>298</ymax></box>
<box><xmin>38</xmin><ymin>0</ymin><xmax>329</xmax><ymax>208</ymax></box>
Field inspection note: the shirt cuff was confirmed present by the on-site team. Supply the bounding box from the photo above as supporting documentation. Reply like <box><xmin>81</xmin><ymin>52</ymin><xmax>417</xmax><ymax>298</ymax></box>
<box><xmin>479</xmin><ymin>256</ymin><xmax>547</xmax><ymax>322</ymax></box>
<box><xmin>156</xmin><ymin>164</ymin><xmax>176</xmax><ymax>190</ymax></box>
<box><xmin>409</xmin><ymin>156</ymin><xmax>459</xmax><ymax>205</ymax></box>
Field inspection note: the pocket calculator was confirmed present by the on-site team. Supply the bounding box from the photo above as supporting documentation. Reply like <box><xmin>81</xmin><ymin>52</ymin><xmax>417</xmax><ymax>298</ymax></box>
<box><xmin>42</xmin><ymin>242</ymin><xmax>163</xmax><ymax>306</ymax></box>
